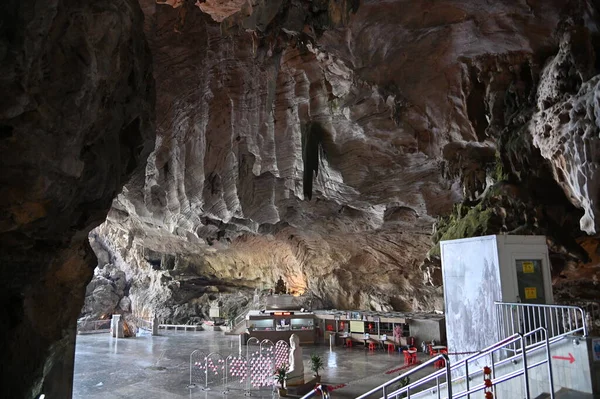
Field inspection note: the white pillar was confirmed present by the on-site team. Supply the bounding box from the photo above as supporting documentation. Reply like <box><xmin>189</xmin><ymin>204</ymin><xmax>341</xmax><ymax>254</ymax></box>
<box><xmin>152</xmin><ymin>314</ymin><xmax>159</xmax><ymax>336</ymax></box>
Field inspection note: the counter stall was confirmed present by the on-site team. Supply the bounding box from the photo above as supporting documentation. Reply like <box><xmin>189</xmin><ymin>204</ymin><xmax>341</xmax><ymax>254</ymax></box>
<box><xmin>246</xmin><ymin>310</ymin><xmax>315</xmax><ymax>344</ymax></box>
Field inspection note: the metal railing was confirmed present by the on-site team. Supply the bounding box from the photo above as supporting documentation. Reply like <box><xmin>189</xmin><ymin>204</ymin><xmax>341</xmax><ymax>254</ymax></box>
<box><xmin>447</xmin><ymin>327</ymin><xmax>554</xmax><ymax>399</ymax></box>
<box><xmin>135</xmin><ymin>317</ymin><xmax>153</xmax><ymax>331</ymax></box>
<box><xmin>495</xmin><ymin>302</ymin><xmax>587</xmax><ymax>352</ymax></box>
<box><xmin>558</xmin><ymin>300</ymin><xmax>600</xmax><ymax>335</ymax></box>
<box><xmin>76</xmin><ymin>319</ymin><xmax>111</xmax><ymax>333</ymax></box>
<box><xmin>356</xmin><ymin>354</ymin><xmax>451</xmax><ymax>399</ymax></box>
<box><xmin>301</xmin><ymin>384</ymin><xmax>331</xmax><ymax>399</ymax></box>
<box><xmin>358</xmin><ymin>327</ymin><xmax>555</xmax><ymax>399</ymax></box>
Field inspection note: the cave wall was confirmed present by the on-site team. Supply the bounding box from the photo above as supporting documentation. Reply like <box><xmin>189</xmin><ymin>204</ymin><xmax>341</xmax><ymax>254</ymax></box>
<box><xmin>90</xmin><ymin>0</ymin><xmax>600</xmax><ymax>324</ymax></box>
<box><xmin>0</xmin><ymin>0</ymin><xmax>154</xmax><ymax>397</ymax></box>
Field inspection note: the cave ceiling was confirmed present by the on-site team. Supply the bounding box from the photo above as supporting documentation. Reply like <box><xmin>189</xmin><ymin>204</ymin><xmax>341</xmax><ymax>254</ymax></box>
<box><xmin>93</xmin><ymin>0</ymin><xmax>600</xmax><ymax>319</ymax></box>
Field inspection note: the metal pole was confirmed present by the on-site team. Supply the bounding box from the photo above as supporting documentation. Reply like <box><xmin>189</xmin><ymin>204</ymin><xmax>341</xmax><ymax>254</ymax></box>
<box><xmin>520</xmin><ymin>334</ymin><xmax>530</xmax><ymax>399</ymax></box>
<box><xmin>189</xmin><ymin>353</ymin><xmax>194</xmax><ymax>388</ymax></box>
<box><xmin>382</xmin><ymin>385</ymin><xmax>387</xmax><ymax>399</ymax></box>
<box><xmin>544</xmin><ymin>329</ymin><xmax>555</xmax><ymax>399</ymax></box>
<box><xmin>445</xmin><ymin>354</ymin><xmax>452</xmax><ymax>399</ymax></box>
<box><xmin>465</xmin><ymin>361</ymin><xmax>470</xmax><ymax>399</ymax></box>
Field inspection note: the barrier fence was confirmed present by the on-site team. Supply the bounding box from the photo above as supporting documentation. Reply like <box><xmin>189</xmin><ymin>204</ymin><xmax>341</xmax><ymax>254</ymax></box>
<box><xmin>189</xmin><ymin>338</ymin><xmax>290</xmax><ymax>395</ymax></box>
<box><xmin>77</xmin><ymin>319</ymin><xmax>111</xmax><ymax>334</ymax></box>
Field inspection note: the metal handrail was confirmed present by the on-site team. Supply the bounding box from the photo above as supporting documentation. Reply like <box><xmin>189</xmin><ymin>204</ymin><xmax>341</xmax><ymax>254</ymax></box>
<box><xmin>76</xmin><ymin>319</ymin><xmax>111</xmax><ymax>333</ymax></box>
<box><xmin>495</xmin><ymin>302</ymin><xmax>588</xmax><ymax>347</ymax></box>
<box><xmin>451</xmin><ymin>327</ymin><xmax>554</xmax><ymax>399</ymax></box>
<box><xmin>300</xmin><ymin>384</ymin><xmax>331</xmax><ymax>399</ymax></box>
<box><xmin>381</xmin><ymin>333</ymin><xmax>524</xmax><ymax>398</ymax></box>
<box><xmin>558</xmin><ymin>299</ymin><xmax>600</xmax><ymax>334</ymax></box>
<box><xmin>356</xmin><ymin>354</ymin><xmax>451</xmax><ymax>399</ymax></box>
<box><xmin>385</xmin><ymin>335</ymin><xmax>525</xmax><ymax>399</ymax></box>
<box><xmin>382</xmin><ymin>327</ymin><xmax>554</xmax><ymax>399</ymax></box>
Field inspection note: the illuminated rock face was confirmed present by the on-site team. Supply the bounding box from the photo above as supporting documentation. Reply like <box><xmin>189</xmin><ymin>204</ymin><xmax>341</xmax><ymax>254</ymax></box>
<box><xmin>91</xmin><ymin>0</ymin><xmax>600</xmax><ymax>324</ymax></box>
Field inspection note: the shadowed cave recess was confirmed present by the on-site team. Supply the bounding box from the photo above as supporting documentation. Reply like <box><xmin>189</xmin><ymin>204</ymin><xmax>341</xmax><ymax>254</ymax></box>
<box><xmin>2</xmin><ymin>0</ymin><xmax>600</xmax><ymax>397</ymax></box>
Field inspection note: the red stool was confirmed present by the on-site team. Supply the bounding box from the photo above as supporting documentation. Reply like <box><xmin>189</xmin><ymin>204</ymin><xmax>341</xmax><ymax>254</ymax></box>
<box><xmin>403</xmin><ymin>351</ymin><xmax>412</xmax><ymax>365</ymax></box>
<box><xmin>368</xmin><ymin>342</ymin><xmax>376</xmax><ymax>351</ymax></box>
<box><xmin>387</xmin><ymin>343</ymin><xmax>395</xmax><ymax>353</ymax></box>
<box><xmin>346</xmin><ymin>338</ymin><xmax>353</xmax><ymax>347</ymax></box>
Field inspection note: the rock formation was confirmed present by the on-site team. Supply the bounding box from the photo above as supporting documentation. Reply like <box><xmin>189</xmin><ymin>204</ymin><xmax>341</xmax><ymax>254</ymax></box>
<box><xmin>89</xmin><ymin>0</ymin><xmax>600</xmax><ymax>324</ymax></box>
<box><xmin>0</xmin><ymin>0</ymin><xmax>154</xmax><ymax>397</ymax></box>
<box><xmin>3</xmin><ymin>0</ymin><xmax>600</xmax><ymax>397</ymax></box>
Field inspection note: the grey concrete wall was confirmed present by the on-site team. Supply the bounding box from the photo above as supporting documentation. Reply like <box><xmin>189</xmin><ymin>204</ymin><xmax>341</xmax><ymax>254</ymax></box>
<box><xmin>410</xmin><ymin>319</ymin><xmax>445</xmax><ymax>348</ymax></box>
<box><xmin>588</xmin><ymin>337</ymin><xmax>600</xmax><ymax>396</ymax></box>
<box><xmin>410</xmin><ymin>335</ymin><xmax>597</xmax><ymax>399</ymax></box>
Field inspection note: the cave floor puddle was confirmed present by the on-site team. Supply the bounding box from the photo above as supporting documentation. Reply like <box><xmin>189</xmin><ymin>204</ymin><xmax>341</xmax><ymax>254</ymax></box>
<box><xmin>74</xmin><ymin>331</ymin><xmax>434</xmax><ymax>399</ymax></box>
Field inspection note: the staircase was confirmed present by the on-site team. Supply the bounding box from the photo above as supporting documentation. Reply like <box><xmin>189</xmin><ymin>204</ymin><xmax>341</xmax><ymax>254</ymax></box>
<box><xmin>224</xmin><ymin>293</ymin><xmax>267</xmax><ymax>335</ymax></box>
<box><xmin>356</xmin><ymin>302</ymin><xmax>597</xmax><ymax>399</ymax></box>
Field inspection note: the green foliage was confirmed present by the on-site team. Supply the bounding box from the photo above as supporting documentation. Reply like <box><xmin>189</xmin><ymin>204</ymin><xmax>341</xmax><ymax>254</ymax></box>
<box><xmin>492</xmin><ymin>152</ymin><xmax>509</xmax><ymax>182</ymax></box>
<box><xmin>397</xmin><ymin>377</ymin><xmax>410</xmax><ymax>398</ymax></box>
<box><xmin>275</xmin><ymin>364</ymin><xmax>288</xmax><ymax>387</ymax></box>
<box><xmin>310</xmin><ymin>354</ymin><xmax>324</xmax><ymax>377</ymax></box>
<box><xmin>429</xmin><ymin>203</ymin><xmax>494</xmax><ymax>257</ymax></box>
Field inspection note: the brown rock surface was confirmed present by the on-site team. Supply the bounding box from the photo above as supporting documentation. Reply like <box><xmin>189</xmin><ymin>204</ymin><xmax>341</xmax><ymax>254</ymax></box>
<box><xmin>0</xmin><ymin>0</ymin><xmax>154</xmax><ymax>397</ymax></box>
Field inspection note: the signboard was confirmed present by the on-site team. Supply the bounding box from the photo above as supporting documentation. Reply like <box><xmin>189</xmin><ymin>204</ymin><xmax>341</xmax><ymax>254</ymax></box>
<box><xmin>593</xmin><ymin>338</ymin><xmax>600</xmax><ymax>362</ymax></box>
<box><xmin>524</xmin><ymin>287</ymin><xmax>537</xmax><ymax>299</ymax></box>
<box><xmin>522</xmin><ymin>261</ymin><xmax>535</xmax><ymax>273</ymax></box>
<box><xmin>350</xmin><ymin>320</ymin><xmax>364</xmax><ymax>333</ymax></box>
<box><xmin>209</xmin><ymin>307</ymin><xmax>220</xmax><ymax>318</ymax></box>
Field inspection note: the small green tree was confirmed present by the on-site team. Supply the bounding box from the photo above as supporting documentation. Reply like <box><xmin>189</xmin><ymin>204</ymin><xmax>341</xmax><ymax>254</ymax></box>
<box><xmin>275</xmin><ymin>364</ymin><xmax>288</xmax><ymax>387</ymax></box>
<box><xmin>310</xmin><ymin>354</ymin><xmax>324</xmax><ymax>377</ymax></box>
<box><xmin>397</xmin><ymin>376</ymin><xmax>410</xmax><ymax>398</ymax></box>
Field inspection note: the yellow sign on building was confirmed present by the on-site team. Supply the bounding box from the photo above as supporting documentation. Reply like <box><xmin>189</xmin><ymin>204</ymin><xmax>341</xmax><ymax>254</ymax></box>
<box><xmin>524</xmin><ymin>287</ymin><xmax>537</xmax><ymax>299</ymax></box>
<box><xmin>522</xmin><ymin>261</ymin><xmax>535</xmax><ymax>273</ymax></box>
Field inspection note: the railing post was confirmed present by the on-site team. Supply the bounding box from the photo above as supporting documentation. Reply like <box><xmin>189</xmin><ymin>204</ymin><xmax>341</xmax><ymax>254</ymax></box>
<box><xmin>465</xmin><ymin>361</ymin><xmax>470</xmax><ymax>399</ymax></box>
<box><xmin>543</xmin><ymin>328</ymin><xmax>555</xmax><ymax>399</ymax></box>
<box><xmin>520</xmin><ymin>334</ymin><xmax>530</xmax><ymax>399</ymax></box>
<box><xmin>445</xmin><ymin>354</ymin><xmax>452</xmax><ymax>399</ymax></box>
<box><xmin>382</xmin><ymin>385</ymin><xmax>387</xmax><ymax>399</ymax></box>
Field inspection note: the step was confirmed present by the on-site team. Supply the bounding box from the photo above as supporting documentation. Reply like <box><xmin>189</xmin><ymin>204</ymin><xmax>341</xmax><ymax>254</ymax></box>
<box><xmin>534</xmin><ymin>388</ymin><xmax>595</xmax><ymax>399</ymax></box>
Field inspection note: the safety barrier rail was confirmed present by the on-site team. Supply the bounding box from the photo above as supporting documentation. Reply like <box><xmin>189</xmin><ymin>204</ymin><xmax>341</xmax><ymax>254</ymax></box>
<box><xmin>159</xmin><ymin>324</ymin><xmax>202</xmax><ymax>331</ymax></box>
<box><xmin>300</xmin><ymin>384</ymin><xmax>331</xmax><ymax>399</ymax></box>
<box><xmin>355</xmin><ymin>354</ymin><xmax>451</xmax><ymax>399</ymax></box>
<box><xmin>557</xmin><ymin>300</ymin><xmax>600</xmax><ymax>335</ymax></box>
<box><xmin>495</xmin><ymin>302</ymin><xmax>587</xmax><ymax>352</ymax></box>
<box><xmin>358</xmin><ymin>327</ymin><xmax>555</xmax><ymax>399</ymax></box>
<box><xmin>76</xmin><ymin>319</ymin><xmax>111</xmax><ymax>333</ymax></box>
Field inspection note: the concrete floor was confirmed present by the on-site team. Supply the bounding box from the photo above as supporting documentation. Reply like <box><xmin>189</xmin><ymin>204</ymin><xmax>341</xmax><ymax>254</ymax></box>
<box><xmin>73</xmin><ymin>331</ymin><xmax>438</xmax><ymax>399</ymax></box>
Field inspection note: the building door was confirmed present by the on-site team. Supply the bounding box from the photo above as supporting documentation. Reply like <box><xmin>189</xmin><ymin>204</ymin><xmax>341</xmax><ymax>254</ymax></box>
<box><xmin>515</xmin><ymin>259</ymin><xmax>546</xmax><ymax>304</ymax></box>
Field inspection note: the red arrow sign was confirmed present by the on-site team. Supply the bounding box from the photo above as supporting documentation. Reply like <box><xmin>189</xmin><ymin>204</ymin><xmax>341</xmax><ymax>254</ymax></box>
<box><xmin>552</xmin><ymin>353</ymin><xmax>575</xmax><ymax>364</ymax></box>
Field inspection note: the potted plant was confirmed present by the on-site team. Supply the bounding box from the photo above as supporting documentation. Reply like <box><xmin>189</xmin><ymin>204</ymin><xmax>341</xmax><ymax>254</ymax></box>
<box><xmin>310</xmin><ymin>354</ymin><xmax>324</xmax><ymax>382</ymax></box>
<box><xmin>275</xmin><ymin>364</ymin><xmax>288</xmax><ymax>397</ymax></box>
<box><xmin>396</xmin><ymin>376</ymin><xmax>410</xmax><ymax>398</ymax></box>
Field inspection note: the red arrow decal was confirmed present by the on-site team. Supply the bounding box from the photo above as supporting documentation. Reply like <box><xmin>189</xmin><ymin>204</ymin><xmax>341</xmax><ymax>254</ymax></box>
<box><xmin>552</xmin><ymin>353</ymin><xmax>575</xmax><ymax>364</ymax></box>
